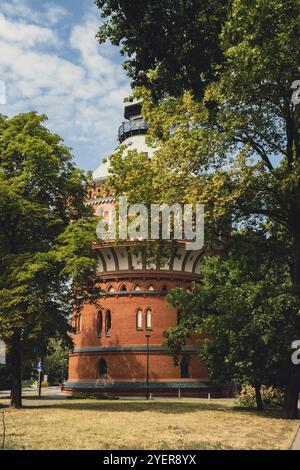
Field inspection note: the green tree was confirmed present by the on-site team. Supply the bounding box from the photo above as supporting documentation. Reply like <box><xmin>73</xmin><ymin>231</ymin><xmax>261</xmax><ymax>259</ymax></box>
<box><xmin>165</xmin><ymin>233</ymin><xmax>300</xmax><ymax>410</ymax></box>
<box><xmin>100</xmin><ymin>0</ymin><xmax>300</xmax><ymax>417</ymax></box>
<box><xmin>96</xmin><ymin>0</ymin><xmax>228</xmax><ymax>99</ymax></box>
<box><xmin>43</xmin><ymin>339</ymin><xmax>70</xmax><ymax>385</ymax></box>
<box><xmin>0</xmin><ymin>112</ymin><xmax>99</xmax><ymax>408</ymax></box>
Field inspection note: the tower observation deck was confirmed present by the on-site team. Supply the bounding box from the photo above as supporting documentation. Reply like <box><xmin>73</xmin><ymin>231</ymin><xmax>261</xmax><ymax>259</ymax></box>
<box><xmin>118</xmin><ymin>98</ymin><xmax>148</xmax><ymax>143</ymax></box>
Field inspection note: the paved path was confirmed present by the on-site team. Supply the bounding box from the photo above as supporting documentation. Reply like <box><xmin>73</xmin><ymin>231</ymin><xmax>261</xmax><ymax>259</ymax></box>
<box><xmin>290</xmin><ymin>424</ymin><xmax>300</xmax><ymax>450</ymax></box>
<box><xmin>0</xmin><ymin>386</ymin><xmax>67</xmax><ymax>406</ymax></box>
<box><xmin>0</xmin><ymin>388</ymin><xmax>237</xmax><ymax>408</ymax></box>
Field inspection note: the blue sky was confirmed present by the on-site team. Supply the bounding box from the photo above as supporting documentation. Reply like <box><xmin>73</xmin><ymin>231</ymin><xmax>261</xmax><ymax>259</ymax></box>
<box><xmin>0</xmin><ymin>0</ymin><xmax>131</xmax><ymax>171</ymax></box>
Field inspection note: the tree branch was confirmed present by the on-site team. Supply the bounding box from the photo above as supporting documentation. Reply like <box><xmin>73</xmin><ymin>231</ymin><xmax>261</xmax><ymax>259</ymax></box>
<box><xmin>242</xmin><ymin>133</ymin><xmax>275</xmax><ymax>173</ymax></box>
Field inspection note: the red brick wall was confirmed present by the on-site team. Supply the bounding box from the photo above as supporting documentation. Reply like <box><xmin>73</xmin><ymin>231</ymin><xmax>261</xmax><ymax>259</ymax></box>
<box><xmin>69</xmin><ymin>276</ymin><xmax>208</xmax><ymax>384</ymax></box>
<box><xmin>67</xmin><ymin>178</ymin><xmax>217</xmax><ymax>394</ymax></box>
<box><xmin>72</xmin><ymin>278</ymin><xmax>197</xmax><ymax>349</ymax></box>
<box><xmin>68</xmin><ymin>352</ymin><xmax>208</xmax><ymax>382</ymax></box>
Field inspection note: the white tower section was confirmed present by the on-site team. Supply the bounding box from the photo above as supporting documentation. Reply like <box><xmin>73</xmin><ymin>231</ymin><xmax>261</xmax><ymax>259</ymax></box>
<box><xmin>93</xmin><ymin>98</ymin><xmax>154</xmax><ymax>182</ymax></box>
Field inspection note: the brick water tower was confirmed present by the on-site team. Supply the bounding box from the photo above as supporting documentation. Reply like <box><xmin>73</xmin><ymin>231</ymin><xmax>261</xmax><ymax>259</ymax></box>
<box><xmin>65</xmin><ymin>98</ymin><xmax>221</xmax><ymax>397</ymax></box>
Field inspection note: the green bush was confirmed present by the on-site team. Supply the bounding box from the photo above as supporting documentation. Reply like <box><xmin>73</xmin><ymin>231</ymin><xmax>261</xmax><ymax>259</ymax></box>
<box><xmin>22</xmin><ymin>379</ymin><xmax>35</xmax><ymax>388</ymax></box>
<box><xmin>32</xmin><ymin>380</ymin><xmax>49</xmax><ymax>388</ymax></box>
<box><xmin>238</xmin><ymin>385</ymin><xmax>284</xmax><ymax>409</ymax></box>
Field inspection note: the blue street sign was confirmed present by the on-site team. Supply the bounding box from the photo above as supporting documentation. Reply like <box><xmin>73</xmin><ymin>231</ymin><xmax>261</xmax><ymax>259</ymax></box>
<box><xmin>37</xmin><ymin>362</ymin><xmax>42</xmax><ymax>372</ymax></box>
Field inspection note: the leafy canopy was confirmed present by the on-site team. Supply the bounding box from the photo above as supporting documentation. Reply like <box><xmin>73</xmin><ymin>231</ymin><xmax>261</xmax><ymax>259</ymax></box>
<box><xmin>105</xmin><ymin>0</ymin><xmax>300</xmax><ymax>291</ymax></box>
<box><xmin>96</xmin><ymin>0</ymin><xmax>228</xmax><ymax>99</ymax></box>
<box><xmin>0</xmin><ymin>112</ymin><xmax>99</xmax><ymax>359</ymax></box>
<box><xmin>165</xmin><ymin>233</ymin><xmax>300</xmax><ymax>388</ymax></box>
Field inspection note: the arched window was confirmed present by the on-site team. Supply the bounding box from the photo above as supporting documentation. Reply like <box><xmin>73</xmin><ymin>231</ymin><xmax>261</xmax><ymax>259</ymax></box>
<box><xmin>120</xmin><ymin>284</ymin><xmax>127</xmax><ymax>292</ymax></box>
<box><xmin>134</xmin><ymin>284</ymin><xmax>141</xmax><ymax>292</ymax></box>
<box><xmin>180</xmin><ymin>355</ymin><xmax>190</xmax><ymax>379</ymax></box>
<box><xmin>161</xmin><ymin>285</ymin><xmax>168</xmax><ymax>295</ymax></box>
<box><xmin>107</xmin><ymin>285</ymin><xmax>114</xmax><ymax>293</ymax></box>
<box><xmin>97</xmin><ymin>311</ymin><xmax>103</xmax><ymax>337</ymax></box>
<box><xmin>73</xmin><ymin>315</ymin><xmax>78</xmax><ymax>333</ymax></box>
<box><xmin>98</xmin><ymin>359</ymin><xmax>108</xmax><ymax>379</ymax></box>
<box><xmin>105</xmin><ymin>310</ymin><xmax>111</xmax><ymax>336</ymax></box>
<box><xmin>136</xmin><ymin>309</ymin><xmax>143</xmax><ymax>330</ymax></box>
<box><xmin>74</xmin><ymin>314</ymin><xmax>81</xmax><ymax>334</ymax></box>
<box><xmin>146</xmin><ymin>308</ymin><xmax>152</xmax><ymax>330</ymax></box>
<box><xmin>148</xmin><ymin>284</ymin><xmax>155</xmax><ymax>291</ymax></box>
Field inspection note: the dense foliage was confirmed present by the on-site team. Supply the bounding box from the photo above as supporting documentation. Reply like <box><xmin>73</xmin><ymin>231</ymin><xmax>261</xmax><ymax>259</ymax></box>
<box><xmin>165</xmin><ymin>233</ymin><xmax>300</xmax><ymax>409</ymax></box>
<box><xmin>0</xmin><ymin>112</ymin><xmax>99</xmax><ymax>407</ymax></box>
<box><xmin>97</xmin><ymin>0</ymin><xmax>300</xmax><ymax>417</ymax></box>
<box><xmin>96</xmin><ymin>0</ymin><xmax>228</xmax><ymax>99</ymax></box>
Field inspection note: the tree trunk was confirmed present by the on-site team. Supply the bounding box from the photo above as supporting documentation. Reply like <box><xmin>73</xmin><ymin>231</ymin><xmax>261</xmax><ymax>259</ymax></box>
<box><xmin>293</xmin><ymin>239</ymin><xmax>300</xmax><ymax>297</ymax></box>
<box><xmin>283</xmin><ymin>233</ymin><xmax>300</xmax><ymax>418</ymax></box>
<box><xmin>254</xmin><ymin>382</ymin><xmax>264</xmax><ymax>411</ymax></box>
<box><xmin>7</xmin><ymin>339</ymin><xmax>22</xmax><ymax>409</ymax></box>
<box><xmin>283</xmin><ymin>367</ymin><xmax>300</xmax><ymax>419</ymax></box>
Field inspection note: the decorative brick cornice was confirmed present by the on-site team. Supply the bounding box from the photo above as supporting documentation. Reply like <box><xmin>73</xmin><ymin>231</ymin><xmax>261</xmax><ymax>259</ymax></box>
<box><xmin>96</xmin><ymin>270</ymin><xmax>202</xmax><ymax>281</ymax></box>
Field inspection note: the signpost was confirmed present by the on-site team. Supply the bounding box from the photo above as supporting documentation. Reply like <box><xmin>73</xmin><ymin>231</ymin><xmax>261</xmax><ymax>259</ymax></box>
<box><xmin>0</xmin><ymin>341</ymin><xmax>5</xmax><ymax>365</ymax></box>
<box><xmin>37</xmin><ymin>361</ymin><xmax>42</xmax><ymax>397</ymax></box>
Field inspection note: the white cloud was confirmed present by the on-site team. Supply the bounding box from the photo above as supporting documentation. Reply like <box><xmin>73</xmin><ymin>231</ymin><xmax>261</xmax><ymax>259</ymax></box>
<box><xmin>0</xmin><ymin>0</ymin><xmax>34</xmax><ymax>19</ymax></box>
<box><xmin>43</xmin><ymin>4</ymin><xmax>69</xmax><ymax>25</ymax></box>
<box><xmin>0</xmin><ymin>14</ymin><xmax>59</xmax><ymax>47</ymax></box>
<box><xmin>0</xmin><ymin>0</ymin><xmax>68</xmax><ymax>26</ymax></box>
<box><xmin>70</xmin><ymin>16</ymin><xmax>117</xmax><ymax>82</ymax></box>
<box><xmin>0</xmin><ymin>2</ymin><xmax>131</xmax><ymax>170</ymax></box>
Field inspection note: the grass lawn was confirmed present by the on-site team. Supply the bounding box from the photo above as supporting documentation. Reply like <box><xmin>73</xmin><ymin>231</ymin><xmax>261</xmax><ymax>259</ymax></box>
<box><xmin>0</xmin><ymin>397</ymin><xmax>298</xmax><ymax>450</ymax></box>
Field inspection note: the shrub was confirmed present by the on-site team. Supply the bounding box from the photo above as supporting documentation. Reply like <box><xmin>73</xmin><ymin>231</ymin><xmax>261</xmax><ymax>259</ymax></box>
<box><xmin>32</xmin><ymin>380</ymin><xmax>48</xmax><ymax>388</ymax></box>
<box><xmin>238</xmin><ymin>385</ymin><xmax>284</xmax><ymax>409</ymax></box>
